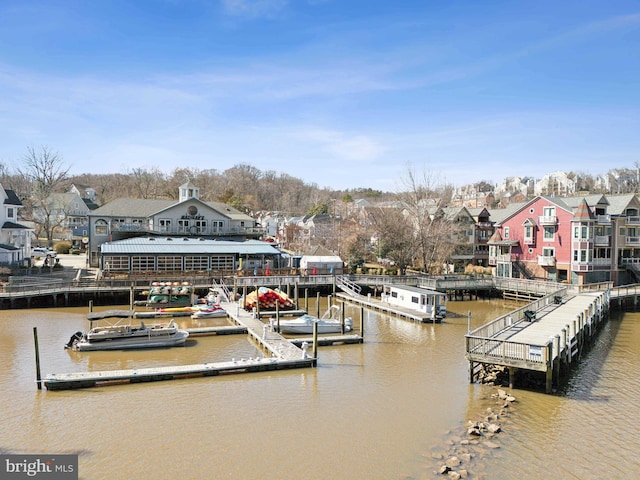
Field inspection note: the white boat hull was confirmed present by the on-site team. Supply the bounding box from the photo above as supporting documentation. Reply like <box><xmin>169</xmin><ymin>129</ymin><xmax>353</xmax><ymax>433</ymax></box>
<box><xmin>191</xmin><ymin>308</ymin><xmax>226</xmax><ymax>319</ymax></box>
<box><xmin>74</xmin><ymin>330</ymin><xmax>189</xmax><ymax>351</ymax></box>
<box><xmin>277</xmin><ymin>315</ymin><xmax>353</xmax><ymax>335</ymax></box>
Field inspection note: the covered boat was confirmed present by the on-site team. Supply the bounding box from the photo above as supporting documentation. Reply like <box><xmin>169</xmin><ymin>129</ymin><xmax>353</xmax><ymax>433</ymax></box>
<box><xmin>65</xmin><ymin>310</ymin><xmax>189</xmax><ymax>351</ymax></box>
<box><xmin>276</xmin><ymin>305</ymin><xmax>353</xmax><ymax>335</ymax></box>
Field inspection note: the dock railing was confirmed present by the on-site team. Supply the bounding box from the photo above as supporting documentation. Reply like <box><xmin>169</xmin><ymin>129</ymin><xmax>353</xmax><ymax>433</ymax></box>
<box><xmin>465</xmin><ymin>289</ymin><xmax>570</xmax><ymax>368</ymax></box>
<box><xmin>466</xmin><ymin>336</ymin><xmax>550</xmax><ymax>367</ymax></box>
<box><xmin>467</xmin><ymin>288</ymin><xmax>569</xmax><ymax>339</ymax></box>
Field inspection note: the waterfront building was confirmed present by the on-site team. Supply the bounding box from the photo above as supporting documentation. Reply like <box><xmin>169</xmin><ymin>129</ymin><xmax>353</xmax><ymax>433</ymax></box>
<box><xmin>87</xmin><ymin>181</ymin><xmax>263</xmax><ymax>267</ymax></box>
<box><xmin>99</xmin><ymin>236</ymin><xmax>282</xmax><ymax>276</ymax></box>
<box><xmin>488</xmin><ymin>193</ymin><xmax>640</xmax><ymax>285</ymax></box>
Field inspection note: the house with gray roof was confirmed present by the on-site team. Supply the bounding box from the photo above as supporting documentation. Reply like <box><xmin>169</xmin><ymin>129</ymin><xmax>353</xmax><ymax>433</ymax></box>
<box><xmin>87</xmin><ymin>181</ymin><xmax>264</xmax><ymax>268</ymax></box>
<box><xmin>0</xmin><ymin>183</ymin><xmax>32</xmax><ymax>266</ymax></box>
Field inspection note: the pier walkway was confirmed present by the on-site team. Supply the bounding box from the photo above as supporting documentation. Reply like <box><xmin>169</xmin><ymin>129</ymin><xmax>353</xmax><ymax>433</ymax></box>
<box><xmin>465</xmin><ymin>289</ymin><xmax>610</xmax><ymax>393</ymax></box>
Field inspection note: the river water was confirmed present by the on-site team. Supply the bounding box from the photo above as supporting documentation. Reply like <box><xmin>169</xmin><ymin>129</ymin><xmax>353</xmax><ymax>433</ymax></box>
<box><xmin>1</xmin><ymin>297</ymin><xmax>638</xmax><ymax>479</ymax></box>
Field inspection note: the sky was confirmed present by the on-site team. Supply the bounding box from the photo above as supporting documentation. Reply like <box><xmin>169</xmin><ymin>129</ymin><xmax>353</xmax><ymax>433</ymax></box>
<box><xmin>0</xmin><ymin>0</ymin><xmax>639</xmax><ymax>191</ymax></box>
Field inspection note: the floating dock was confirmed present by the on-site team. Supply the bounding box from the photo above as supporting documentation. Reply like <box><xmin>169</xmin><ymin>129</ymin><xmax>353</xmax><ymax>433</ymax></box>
<box><xmin>44</xmin><ymin>301</ymin><xmax>349</xmax><ymax>390</ymax></box>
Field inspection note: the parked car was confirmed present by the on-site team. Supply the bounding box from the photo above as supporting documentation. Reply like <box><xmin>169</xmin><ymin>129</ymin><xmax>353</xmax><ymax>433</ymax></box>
<box><xmin>32</xmin><ymin>247</ymin><xmax>57</xmax><ymax>258</ymax></box>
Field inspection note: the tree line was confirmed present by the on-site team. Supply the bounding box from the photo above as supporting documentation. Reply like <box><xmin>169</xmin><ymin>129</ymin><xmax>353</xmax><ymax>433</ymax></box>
<box><xmin>3</xmin><ymin>146</ymin><xmax>639</xmax><ymax>274</ymax></box>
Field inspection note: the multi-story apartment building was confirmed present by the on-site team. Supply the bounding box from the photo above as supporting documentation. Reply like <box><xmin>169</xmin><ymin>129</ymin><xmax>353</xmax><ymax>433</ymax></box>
<box><xmin>488</xmin><ymin>193</ymin><xmax>640</xmax><ymax>285</ymax></box>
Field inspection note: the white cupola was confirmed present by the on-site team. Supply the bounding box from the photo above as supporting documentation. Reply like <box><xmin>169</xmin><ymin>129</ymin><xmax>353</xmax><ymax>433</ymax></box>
<box><xmin>179</xmin><ymin>181</ymin><xmax>200</xmax><ymax>202</ymax></box>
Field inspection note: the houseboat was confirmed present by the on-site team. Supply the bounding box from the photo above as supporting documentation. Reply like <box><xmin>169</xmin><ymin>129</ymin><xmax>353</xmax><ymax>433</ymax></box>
<box><xmin>382</xmin><ymin>285</ymin><xmax>447</xmax><ymax>322</ymax></box>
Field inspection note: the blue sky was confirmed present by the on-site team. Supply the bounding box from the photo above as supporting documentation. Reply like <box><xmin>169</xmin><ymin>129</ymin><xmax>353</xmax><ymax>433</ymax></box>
<box><xmin>1</xmin><ymin>0</ymin><xmax>639</xmax><ymax>191</ymax></box>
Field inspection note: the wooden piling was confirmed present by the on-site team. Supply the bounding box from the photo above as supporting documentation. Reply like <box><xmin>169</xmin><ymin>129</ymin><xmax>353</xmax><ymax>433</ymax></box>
<box><xmin>33</xmin><ymin>327</ymin><xmax>42</xmax><ymax>390</ymax></box>
<box><xmin>312</xmin><ymin>318</ymin><xmax>318</xmax><ymax>366</ymax></box>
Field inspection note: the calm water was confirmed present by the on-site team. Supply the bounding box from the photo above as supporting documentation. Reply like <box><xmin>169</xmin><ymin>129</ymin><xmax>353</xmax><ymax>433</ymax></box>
<box><xmin>1</xmin><ymin>298</ymin><xmax>638</xmax><ymax>479</ymax></box>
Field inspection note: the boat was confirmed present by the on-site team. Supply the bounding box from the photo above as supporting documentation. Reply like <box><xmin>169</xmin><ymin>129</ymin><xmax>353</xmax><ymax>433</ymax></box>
<box><xmin>64</xmin><ymin>309</ymin><xmax>189</xmax><ymax>351</ymax></box>
<box><xmin>276</xmin><ymin>305</ymin><xmax>353</xmax><ymax>335</ymax></box>
<box><xmin>382</xmin><ymin>284</ymin><xmax>447</xmax><ymax>322</ymax></box>
<box><xmin>190</xmin><ymin>304</ymin><xmax>227</xmax><ymax>319</ymax></box>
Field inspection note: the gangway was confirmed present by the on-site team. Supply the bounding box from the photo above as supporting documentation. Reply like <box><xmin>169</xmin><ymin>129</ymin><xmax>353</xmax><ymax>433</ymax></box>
<box><xmin>211</xmin><ymin>278</ymin><xmax>233</xmax><ymax>302</ymax></box>
<box><xmin>336</xmin><ymin>275</ymin><xmax>362</xmax><ymax>296</ymax></box>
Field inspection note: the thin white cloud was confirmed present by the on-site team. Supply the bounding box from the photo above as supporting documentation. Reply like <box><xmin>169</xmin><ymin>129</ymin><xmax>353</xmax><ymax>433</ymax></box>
<box><xmin>220</xmin><ymin>0</ymin><xmax>288</xmax><ymax>19</ymax></box>
<box><xmin>296</xmin><ymin>128</ymin><xmax>385</xmax><ymax>161</ymax></box>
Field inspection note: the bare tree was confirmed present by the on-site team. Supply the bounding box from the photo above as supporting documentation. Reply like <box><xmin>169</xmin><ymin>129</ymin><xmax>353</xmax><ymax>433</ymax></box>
<box><xmin>19</xmin><ymin>146</ymin><xmax>71</xmax><ymax>246</ymax></box>
<box><xmin>368</xmin><ymin>206</ymin><xmax>416</xmax><ymax>274</ymax></box>
<box><xmin>397</xmin><ymin>166</ymin><xmax>445</xmax><ymax>272</ymax></box>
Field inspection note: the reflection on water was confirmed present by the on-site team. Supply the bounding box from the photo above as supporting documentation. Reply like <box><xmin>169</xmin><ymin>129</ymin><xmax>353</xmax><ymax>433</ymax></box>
<box><xmin>1</xmin><ymin>301</ymin><xmax>639</xmax><ymax>479</ymax></box>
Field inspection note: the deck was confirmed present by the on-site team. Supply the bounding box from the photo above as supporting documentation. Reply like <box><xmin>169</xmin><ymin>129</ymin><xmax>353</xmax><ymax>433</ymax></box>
<box><xmin>465</xmin><ymin>289</ymin><xmax>610</xmax><ymax>392</ymax></box>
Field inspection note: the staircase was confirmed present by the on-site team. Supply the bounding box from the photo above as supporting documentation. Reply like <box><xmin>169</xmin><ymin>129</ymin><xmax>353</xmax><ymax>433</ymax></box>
<box><xmin>513</xmin><ymin>260</ymin><xmax>535</xmax><ymax>280</ymax></box>
<box><xmin>212</xmin><ymin>278</ymin><xmax>233</xmax><ymax>302</ymax></box>
<box><xmin>626</xmin><ymin>263</ymin><xmax>640</xmax><ymax>283</ymax></box>
<box><xmin>335</xmin><ymin>276</ymin><xmax>362</xmax><ymax>296</ymax></box>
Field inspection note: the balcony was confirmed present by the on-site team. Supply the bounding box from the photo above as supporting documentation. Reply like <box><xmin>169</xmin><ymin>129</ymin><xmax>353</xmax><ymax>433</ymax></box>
<box><xmin>594</xmin><ymin>235</ymin><xmax>610</xmax><ymax>246</ymax></box>
<box><xmin>626</xmin><ymin>236</ymin><xmax>640</xmax><ymax>245</ymax></box>
<box><xmin>572</xmin><ymin>262</ymin><xmax>593</xmax><ymax>272</ymax></box>
<box><xmin>596</xmin><ymin>214</ymin><xmax>611</xmax><ymax>225</ymax></box>
<box><xmin>626</xmin><ymin>216</ymin><xmax>640</xmax><ymax>225</ymax></box>
<box><xmin>538</xmin><ymin>255</ymin><xmax>556</xmax><ymax>267</ymax></box>
<box><xmin>523</xmin><ymin>237</ymin><xmax>535</xmax><ymax>245</ymax></box>
<box><xmin>592</xmin><ymin>258</ymin><xmax>612</xmax><ymax>269</ymax></box>
<box><xmin>110</xmin><ymin>223</ymin><xmax>266</xmax><ymax>237</ymax></box>
<box><xmin>538</xmin><ymin>215</ymin><xmax>557</xmax><ymax>225</ymax></box>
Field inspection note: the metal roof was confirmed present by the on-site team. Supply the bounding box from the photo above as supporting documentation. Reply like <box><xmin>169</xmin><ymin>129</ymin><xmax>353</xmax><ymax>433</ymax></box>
<box><xmin>385</xmin><ymin>285</ymin><xmax>447</xmax><ymax>296</ymax></box>
<box><xmin>100</xmin><ymin>237</ymin><xmax>281</xmax><ymax>255</ymax></box>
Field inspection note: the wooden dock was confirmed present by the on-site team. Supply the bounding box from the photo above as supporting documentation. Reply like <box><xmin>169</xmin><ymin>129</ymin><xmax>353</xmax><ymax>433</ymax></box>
<box><xmin>44</xmin><ymin>295</ymin><xmax>370</xmax><ymax>391</ymax></box>
<box><xmin>43</xmin><ymin>301</ymin><xmax>343</xmax><ymax>391</ymax></box>
<box><xmin>465</xmin><ymin>289</ymin><xmax>610</xmax><ymax>393</ymax></box>
<box><xmin>44</xmin><ymin>357</ymin><xmax>311</xmax><ymax>390</ymax></box>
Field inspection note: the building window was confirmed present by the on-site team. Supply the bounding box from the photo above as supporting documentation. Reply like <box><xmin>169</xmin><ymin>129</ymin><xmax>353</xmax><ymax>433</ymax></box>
<box><xmin>411</xmin><ymin>296</ymin><xmax>419</xmax><ymax>304</ymax></box>
<box><xmin>178</xmin><ymin>220</ymin><xmax>190</xmax><ymax>234</ymax></box>
<box><xmin>95</xmin><ymin>219</ymin><xmax>108</xmax><ymax>235</ymax></box>
<box><xmin>185</xmin><ymin>256</ymin><xmax>209</xmax><ymax>271</ymax></box>
<box><xmin>210</xmin><ymin>255</ymin><xmax>235</xmax><ymax>270</ymax></box>
<box><xmin>524</xmin><ymin>225</ymin><xmax>533</xmax><ymax>240</ymax></box>
<box><xmin>158</xmin><ymin>256</ymin><xmax>183</xmax><ymax>271</ymax></box>
<box><xmin>159</xmin><ymin>219</ymin><xmax>172</xmax><ymax>233</ymax></box>
<box><xmin>195</xmin><ymin>220</ymin><xmax>207</xmax><ymax>234</ymax></box>
<box><xmin>104</xmin><ymin>256</ymin><xmax>129</xmax><ymax>270</ymax></box>
<box><xmin>7</xmin><ymin>207</ymin><xmax>14</xmax><ymax>218</ymax></box>
<box><xmin>504</xmin><ymin>227</ymin><xmax>510</xmax><ymax>239</ymax></box>
<box><xmin>542</xmin><ymin>247</ymin><xmax>555</xmax><ymax>257</ymax></box>
<box><xmin>131</xmin><ymin>256</ymin><xmax>155</xmax><ymax>272</ymax></box>
<box><xmin>543</xmin><ymin>226</ymin><xmax>554</xmax><ymax>240</ymax></box>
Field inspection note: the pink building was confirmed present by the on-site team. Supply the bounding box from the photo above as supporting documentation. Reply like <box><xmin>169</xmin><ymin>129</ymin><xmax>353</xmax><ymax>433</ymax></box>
<box><xmin>488</xmin><ymin>194</ymin><xmax>640</xmax><ymax>286</ymax></box>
